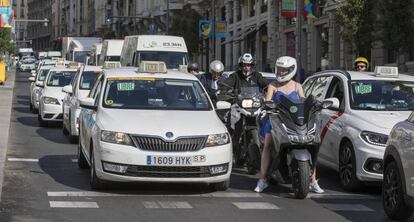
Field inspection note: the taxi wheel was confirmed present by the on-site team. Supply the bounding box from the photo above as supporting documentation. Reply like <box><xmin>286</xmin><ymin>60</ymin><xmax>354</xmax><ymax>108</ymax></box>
<box><xmin>77</xmin><ymin>137</ymin><xmax>88</xmax><ymax>169</ymax></box>
<box><xmin>339</xmin><ymin>141</ymin><xmax>362</xmax><ymax>191</ymax></box>
<box><xmin>90</xmin><ymin>148</ymin><xmax>105</xmax><ymax>190</ymax></box>
<box><xmin>383</xmin><ymin>161</ymin><xmax>413</xmax><ymax>220</ymax></box>
<box><xmin>210</xmin><ymin>179</ymin><xmax>230</xmax><ymax>191</ymax></box>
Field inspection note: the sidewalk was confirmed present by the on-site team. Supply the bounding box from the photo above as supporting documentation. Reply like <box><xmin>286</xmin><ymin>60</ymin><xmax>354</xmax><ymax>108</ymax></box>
<box><xmin>0</xmin><ymin>67</ymin><xmax>15</xmax><ymax>200</ymax></box>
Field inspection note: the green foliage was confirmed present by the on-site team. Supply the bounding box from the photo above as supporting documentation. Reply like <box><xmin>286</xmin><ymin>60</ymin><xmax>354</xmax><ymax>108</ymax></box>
<box><xmin>378</xmin><ymin>0</ymin><xmax>414</xmax><ymax>54</ymax></box>
<box><xmin>0</xmin><ymin>28</ymin><xmax>15</xmax><ymax>55</ymax></box>
<box><xmin>335</xmin><ymin>0</ymin><xmax>376</xmax><ymax>56</ymax></box>
<box><xmin>169</xmin><ymin>4</ymin><xmax>202</xmax><ymax>59</ymax></box>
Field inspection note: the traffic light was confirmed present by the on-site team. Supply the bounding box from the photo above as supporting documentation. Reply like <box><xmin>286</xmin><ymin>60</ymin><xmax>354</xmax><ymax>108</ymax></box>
<box><xmin>105</xmin><ymin>17</ymin><xmax>112</xmax><ymax>25</ymax></box>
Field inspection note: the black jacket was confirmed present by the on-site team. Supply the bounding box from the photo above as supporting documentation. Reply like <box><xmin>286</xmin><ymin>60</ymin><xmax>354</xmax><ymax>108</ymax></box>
<box><xmin>197</xmin><ymin>72</ymin><xmax>222</xmax><ymax>102</ymax></box>
<box><xmin>218</xmin><ymin>70</ymin><xmax>269</xmax><ymax>94</ymax></box>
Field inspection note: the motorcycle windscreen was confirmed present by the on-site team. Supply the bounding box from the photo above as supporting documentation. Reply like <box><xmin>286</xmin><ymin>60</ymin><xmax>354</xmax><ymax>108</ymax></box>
<box><xmin>278</xmin><ymin>95</ymin><xmax>315</xmax><ymax>126</ymax></box>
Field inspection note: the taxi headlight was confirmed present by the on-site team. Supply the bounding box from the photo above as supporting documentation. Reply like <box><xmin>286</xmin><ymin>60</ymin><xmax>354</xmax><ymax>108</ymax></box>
<box><xmin>101</xmin><ymin>130</ymin><xmax>133</xmax><ymax>146</ymax></box>
<box><xmin>360</xmin><ymin>131</ymin><xmax>388</xmax><ymax>147</ymax></box>
<box><xmin>43</xmin><ymin>97</ymin><xmax>60</xmax><ymax>105</ymax></box>
<box><xmin>205</xmin><ymin>133</ymin><xmax>230</xmax><ymax>147</ymax></box>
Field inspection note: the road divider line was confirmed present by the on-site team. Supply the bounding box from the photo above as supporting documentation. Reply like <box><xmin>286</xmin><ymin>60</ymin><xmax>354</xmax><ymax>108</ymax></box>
<box><xmin>47</xmin><ymin>191</ymin><xmax>263</xmax><ymax>198</ymax></box>
<box><xmin>158</xmin><ymin>201</ymin><xmax>192</xmax><ymax>209</ymax></box>
<box><xmin>232</xmin><ymin>202</ymin><xmax>280</xmax><ymax>210</ymax></box>
<box><xmin>142</xmin><ymin>201</ymin><xmax>160</xmax><ymax>208</ymax></box>
<box><xmin>7</xmin><ymin>158</ymin><xmax>38</xmax><ymax>162</ymax></box>
<box><xmin>71</xmin><ymin>159</ymin><xmax>78</xmax><ymax>162</ymax></box>
<box><xmin>49</xmin><ymin>201</ymin><xmax>99</xmax><ymax>208</ymax></box>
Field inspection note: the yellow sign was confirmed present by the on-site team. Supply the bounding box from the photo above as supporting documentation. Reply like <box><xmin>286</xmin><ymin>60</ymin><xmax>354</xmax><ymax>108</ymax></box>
<box><xmin>0</xmin><ymin>0</ymin><xmax>10</xmax><ymax>7</ymax></box>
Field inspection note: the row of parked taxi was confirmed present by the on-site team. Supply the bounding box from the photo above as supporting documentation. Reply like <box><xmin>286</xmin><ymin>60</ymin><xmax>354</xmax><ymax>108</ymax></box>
<box><xmin>26</xmin><ymin>59</ymin><xmax>414</xmax><ymax>220</ymax></box>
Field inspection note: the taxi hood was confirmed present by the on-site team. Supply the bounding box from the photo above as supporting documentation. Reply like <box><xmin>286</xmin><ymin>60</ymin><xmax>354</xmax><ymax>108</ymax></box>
<box><xmin>97</xmin><ymin>109</ymin><xmax>227</xmax><ymax>139</ymax></box>
<box><xmin>353</xmin><ymin>110</ymin><xmax>411</xmax><ymax>131</ymax></box>
<box><xmin>43</xmin><ymin>86</ymin><xmax>67</xmax><ymax>101</ymax></box>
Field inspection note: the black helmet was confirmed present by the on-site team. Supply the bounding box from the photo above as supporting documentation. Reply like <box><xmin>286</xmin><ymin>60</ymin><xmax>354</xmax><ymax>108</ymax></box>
<box><xmin>187</xmin><ymin>62</ymin><xmax>199</xmax><ymax>73</ymax></box>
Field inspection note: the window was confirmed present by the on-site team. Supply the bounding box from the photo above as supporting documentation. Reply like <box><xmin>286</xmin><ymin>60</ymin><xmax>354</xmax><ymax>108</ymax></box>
<box><xmin>249</xmin><ymin>0</ymin><xmax>256</xmax><ymax>17</ymax></box>
<box><xmin>326</xmin><ymin>77</ymin><xmax>345</xmax><ymax>110</ymax></box>
<box><xmin>303</xmin><ymin>77</ymin><xmax>316</xmax><ymax>97</ymax></box>
<box><xmin>46</xmin><ymin>71</ymin><xmax>77</xmax><ymax>87</ymax></box>
<box><xmin>79</xmin><ymin>71</ymin><xmax>101</xmax><ymax>90</ymax></box>
<box><xmin>308</xmin><ymin>76</ymin><xmax>331</xmax><ymax>101</ymax></box>
<box><xmin>261</xmin><ymin>0</ymin><xmax>267</xmax><ymax>13</ymax></box>
<box><xmin>407</xmin><ymin>111</ymin><xmax>414</xmax><ymax>123</ymax></box>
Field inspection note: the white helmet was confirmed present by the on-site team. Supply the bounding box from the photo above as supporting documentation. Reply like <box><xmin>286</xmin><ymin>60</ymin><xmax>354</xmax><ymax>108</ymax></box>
<box><xmin>275</xmin><ymin>56</ymin><xmax>297</xmax><ymax>83</ymax></box>
<box><xmin>238</xmin><ymin>53</ymin><xmax>256</xmax><ymax>67</ymax></box>
<box><xmin>209</xmin><ymin>60</ymin><xmax>224</xmax><ymax>74</ymax></box>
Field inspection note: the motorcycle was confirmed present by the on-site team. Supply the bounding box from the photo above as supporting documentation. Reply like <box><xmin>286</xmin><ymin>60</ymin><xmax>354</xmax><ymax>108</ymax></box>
<box><xmin>217</xmin><ymin>87</ymin><xmax>263</xmax><ymax>173</ymax></box>
<box><xmin>253</xmin><ymin>95</ymin><xmax>332</xmax><ymax>199</ymax></box>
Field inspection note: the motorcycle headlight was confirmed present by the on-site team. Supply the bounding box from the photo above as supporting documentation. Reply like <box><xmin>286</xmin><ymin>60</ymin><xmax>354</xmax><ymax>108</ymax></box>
<box><xmin>282</xmin><ymin>124</ymin><xmax>315</xmax><ymax>144</ymax></box>
<box><xmin>205</xmin><ymin>133</ymin><xmax>230</xmax><ymax>147</ymax></box>
<box><xmin>360</xmin><ymin>131</ymin><xmax>388</xmax><ymax>147</ymax></box>
<box><xmin>43</xmin><ymin>97</ymin><xmax>60</xmax><ymax>105</ymax></box>
<box><xmin>241</xmin><ymin>99</ymin><xmax>254</xmax><ymax>108</ymax></box>
<box><xmin>101</xmin><ymin>130</ymin><xmax>133</xmax><ymax>146</ymax></box>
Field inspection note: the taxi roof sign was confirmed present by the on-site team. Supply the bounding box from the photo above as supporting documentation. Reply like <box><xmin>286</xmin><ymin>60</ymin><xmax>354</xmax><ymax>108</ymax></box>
<box><xmin>103</xmin><ymin>61</ymin><xmax>122</xmax><ymax>69</ymax></box>
<box><xmin>374</xmin><ymin>66</ymin><xmax>399</xmax><ymax>78</ymax></box>
<box><xmin>138</xmin><ymin>61</ymin><xmax>167</xmax><ymax>73</ymax></box>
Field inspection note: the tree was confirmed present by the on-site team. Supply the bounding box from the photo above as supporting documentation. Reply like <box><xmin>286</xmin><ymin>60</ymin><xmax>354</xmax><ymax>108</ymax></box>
<box><xmin>0</xmin><ymin>28</ymin><xmax>15</xmax><ymax>55</ymax></box>
<box><xmin>378</xmin><ymin>0</ymin><xmax>414</xmax><ymax>72</ymax></box>
<box><xmin>335</xmin><ymin>0</ymin><xmax>376</xmax><ymax>57</ymax></box>
<box><xmin>169</xmin><ymin>4</ymin><xmax>202</xmax><ymax>59</ymax></box>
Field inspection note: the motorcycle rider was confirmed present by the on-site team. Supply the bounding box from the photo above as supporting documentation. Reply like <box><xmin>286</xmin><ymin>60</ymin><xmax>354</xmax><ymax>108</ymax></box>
<box><xmin>187</xmin><ymin>62</ymin><xmax>200</xmax><ymax>75</ymax></box>
<box><xmin>198</xmin><ymin>60</ymin><xmax>224</xmax><ymax>102</ymax></box>
<box><xmin>354</xmin><ymin>57</ymin><xmax>369</xmax><ymax>72</ymax></box>
<box><xmin>218</xmin><ymin>53</ymin><xmax>269</xmax><ymax>165</ymax></box>
<box><xmin>254</xmin><ymin>56</ymin><xmax>324</xmax><ymax>194</ymax></box>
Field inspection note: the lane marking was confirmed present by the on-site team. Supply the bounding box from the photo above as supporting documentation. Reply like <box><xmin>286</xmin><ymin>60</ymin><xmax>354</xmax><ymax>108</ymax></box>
<box><xmin>322</xmin><ymin>204</ymin><xmax>374</xmax><ymax>211</ymax></box>
<box><xmin>49</xmin><ymin>201</ymin><xmax>99</xmax><ymax>208</ymax></box>
<box><xmin>232</xmin><ymin>202</ymin><xmax>279</xmax><ymax>210</ymax></box>
<box><xmin>142</xmin><ymin>201</ymin><xmax>160</xmax><ymax>209</ymax></box>
<box><xmin>7</xmin><ymin>158</ymin><xmax>38</xmax><ymax>162</ymax></box>
<box><xmin>71</xmin><ymin>159</ymin><xmax>78</xmax><ymax>162</ymax></box>
<box><xmin>47</xmin><ymin>191</ymin><xmax>262</xmax><ymax>198</ymax></box>
<box><xmin>158</xmin><ymin>201</ymin><xmax>192</xmax><ymax>209</ymax></box>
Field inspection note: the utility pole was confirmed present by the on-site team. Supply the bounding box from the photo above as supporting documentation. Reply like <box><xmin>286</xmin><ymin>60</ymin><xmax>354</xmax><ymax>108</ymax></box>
<box><xmin>166</xmin><ymin>0</ymin><xmax>170</xmax><ymax>34</ymax></box>
<box><xmin>212</xmin><ymin>0</ymin><xmax>216</xmax><ymax>59</ymax></box>
<box><xmin>295</xmin><ymin>0</ymin><xmax>303</xmax><ymax>82</ymax></box>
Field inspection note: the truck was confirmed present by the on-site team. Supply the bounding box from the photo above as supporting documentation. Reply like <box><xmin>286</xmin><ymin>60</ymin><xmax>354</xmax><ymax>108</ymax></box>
<box><xmin>47</xmin><ymin>51</ymin><xmax>62</xmax><ymax>59</ymax></box>
<box><xmin>61</xmin><ymin>37</ymin><xmax>102</xmax><ymax>64</ymax></box>
<box><xmin>89</xmin><ymin>43</ymin><xmax>102</xmax><ymax>66</ymax></box>
<box><xmin>98</xmin><ymin>39</ymin><xmax>124</xmax><ymax>66</ymax></box>
<box><xmin>17</xmin><ymin>48</ymin><xmax>34</xmax><ymax>60</ymax></box>
<box><xmin>120</xmin><ymin>35</ymin><xmax>188</xmax><ymax>69</ymax></box>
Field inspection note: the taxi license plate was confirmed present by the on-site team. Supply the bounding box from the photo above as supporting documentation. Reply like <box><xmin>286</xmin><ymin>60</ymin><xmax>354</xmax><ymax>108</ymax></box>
<box><xmin>147</xmin><ymin>156</ymin><xmax>193</xmax><ymax>166</ymax></box>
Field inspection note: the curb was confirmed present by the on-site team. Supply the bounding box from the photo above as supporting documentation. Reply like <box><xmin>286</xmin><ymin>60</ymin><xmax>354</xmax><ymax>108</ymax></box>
<box><xmin>0</xmin><ymin>67</ymin><xmax>16</xmax><ymax>200</ymax></box>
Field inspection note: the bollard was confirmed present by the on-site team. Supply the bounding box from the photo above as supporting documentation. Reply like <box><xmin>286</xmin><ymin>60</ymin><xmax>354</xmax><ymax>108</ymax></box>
<box><xmin>0</xmin><ymin>62</ymin><xmax>6</xmax><ymax>85</ymax></box>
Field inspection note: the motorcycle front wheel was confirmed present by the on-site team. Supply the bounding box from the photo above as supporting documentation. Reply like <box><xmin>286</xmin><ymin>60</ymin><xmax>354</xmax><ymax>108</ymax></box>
<box><xmin>291</xmin><ymin>160</ymin><xmax>310</xmax><ymax>199</ymax></box>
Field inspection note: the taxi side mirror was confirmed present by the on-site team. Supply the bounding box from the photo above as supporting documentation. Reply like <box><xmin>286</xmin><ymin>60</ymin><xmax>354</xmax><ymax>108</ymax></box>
<box><xmin>322</xmin><ymin>98</ymin><xmax>340</xmax><ymax>110</ymax></box>
<box><xmin>28</xmin><ymin>77</ymin><xmax>35</xmax><ymax>82</ymax></box>
<box><xmin>36</xmin><ymin>82</ymin><xmax>44</xmax><ymax>88</ymax></box>
<box><xmin>62</xmin><ymin>85</ymin><xmax>73</xmax><ymax>94</ymax></box>
<box><xmin>80</xmin><ymin>97</ymin><xmax>97</xmax><ymax>110</ymax></box>
<box><xmin>216</xmin><ymin>101</ymin><xmax>231</xmax><ymax>110</ymax></box>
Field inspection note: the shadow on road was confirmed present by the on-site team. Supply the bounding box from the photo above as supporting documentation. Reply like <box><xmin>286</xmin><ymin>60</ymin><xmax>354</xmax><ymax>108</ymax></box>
<box><xmin>16</xmin><ymin>100</ymin><xmax>30</xmax><ymax>106</ymax></box>
<box><xmin>13</xmin><ymin>107</ymin><xmax>32</xmax><ymax>114</ymax></box>
<box><xmin>16</xmin><ymin>95</ymin><xmax>30</xmax><ymax>100</ymax></box>
<box><xmin>36</xmin><ymin>125</ymin><xmax>69</xmax><ymax>144</ymax></box>
<box><xmin>16</xmin><ymin>116</ymin><xmax>39</xmax><ymax>127</ymax></box>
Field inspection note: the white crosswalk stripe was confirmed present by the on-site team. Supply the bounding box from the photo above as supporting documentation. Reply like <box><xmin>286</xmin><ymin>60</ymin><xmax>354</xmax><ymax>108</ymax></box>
<box><xmin>142</xmin><ymin>201</ymin><xmax>192</xmax><ymax>209</ymax></box>
<box><xmin>322</xmin><ymin>204</ymin><xmax>374</xmax><ymax>211</ymax></box>
<box><xmin>8</xmin><ymin>158</ymin><xmax>38</xmax><ymax>162</ymax></box>
<box><xmin>49</xmin><ymin>201</ymin><xmax>99</xmax><ymax>208</ymax></box>
<box><xmin>232</xmin><ymin>202</ymin><xmax>280</xmax><ymax>210</ymax></box>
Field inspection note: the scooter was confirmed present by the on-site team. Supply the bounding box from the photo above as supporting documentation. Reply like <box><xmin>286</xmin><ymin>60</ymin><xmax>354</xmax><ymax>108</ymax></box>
<box><xmin>252</xmin><ymin>95</ymin><xmax>332</xmax><ymax>199</ymax></box>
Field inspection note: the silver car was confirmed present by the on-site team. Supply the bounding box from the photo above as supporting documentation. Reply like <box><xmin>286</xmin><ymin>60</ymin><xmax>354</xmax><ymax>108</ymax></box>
<box><xmin>383</xmin><ymin>112</ymin><xmax>414</xmax><ymax>220</ymax></box>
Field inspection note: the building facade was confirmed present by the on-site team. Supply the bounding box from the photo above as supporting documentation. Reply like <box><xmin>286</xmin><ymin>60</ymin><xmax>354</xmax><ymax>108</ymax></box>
<box><xmin>26</xmin><ymin>0</ymin><xmax>53</xmax><ymax>51</ymax></box>
<box><xmin>12</xmin><ymin>0</ymin><xmax>29</xmax><ymax>49</ymax></box>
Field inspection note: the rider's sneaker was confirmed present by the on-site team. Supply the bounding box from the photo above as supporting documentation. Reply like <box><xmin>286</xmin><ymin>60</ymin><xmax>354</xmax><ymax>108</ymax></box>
<box><xmin>309</xmin><ymin>180</ymin><xmax>324</xmax><ymax>193</ymax></box>
<box><xmin>254</xmin><ymin>179</ymin><xmax>268</xmax><ymax>193</ymax></box>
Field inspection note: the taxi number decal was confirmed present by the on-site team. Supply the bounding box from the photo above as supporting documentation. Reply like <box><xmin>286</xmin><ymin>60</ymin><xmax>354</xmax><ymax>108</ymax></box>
<box><xmin>105</xmin><ymin>100</ymin><xmax>113</xmax><ymax>105</ymax></box>
<box><xmin>117</xmin><ymin>82</ymin><xmax>135</xmax><ymax>91</ymax></box>
<box><xmin>355</xmin><ymin>84</ymin><xmax>372</xmax><ymax>94</ymax></box>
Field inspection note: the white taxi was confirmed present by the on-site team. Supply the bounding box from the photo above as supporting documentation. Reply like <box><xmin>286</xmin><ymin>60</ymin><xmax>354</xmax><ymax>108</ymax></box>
<box><xmin>62</xmin><ymin>65</ymin><xmax>102</xmax><ymax>143</ymax></box>
<box><xmin>28</xmin><ymin>65</ymin><xmax>54</xmax><ymax>113</ymax></box>
<box><xmin>38</xmin><ymin>67</ymin><xmax>78</xmax><ymax>127</ymax></box>
<box><xmin>303</xmin><ymin>67</ymin><xmax>414</xmax><ymax>191</ymax></box>
<box><xmin>78</xmin><ymin>61</ymin><xmax>232</xmax><ymax>190</ymax></box>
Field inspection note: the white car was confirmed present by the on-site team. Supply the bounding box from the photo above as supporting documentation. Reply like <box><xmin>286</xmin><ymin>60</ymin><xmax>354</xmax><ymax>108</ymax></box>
<box><xmin>383</xmin><ymin>114</ymin><xmax>414</xmax><ymax>220</ymax></box>
<box><xmin>37</xmin><ymin>67</ymin><xmax>78</xmax><ymax>127</ymax></box>
<box><xmin>302</xmin><ymin>67</ymin><xmax>414</xmax><ymax>191</ymax></box>
<box><xmin>19</xmin><ymin>59</ymin><xmax>36</xmax><ymax>72</ymax></box>
<box><xmin>28</xmin><ymin>65</ymin><xmax>54</xmax><ymax>113</ymax></box>
<box><xmin>78</xmin><ymin>61</ymin><xmax>232</xmax><ymax>190</ymax></box>
<box><xmin>62</xmin><ymin>65</ymin><xmax>102</xmax><ymax>143</ymax></box>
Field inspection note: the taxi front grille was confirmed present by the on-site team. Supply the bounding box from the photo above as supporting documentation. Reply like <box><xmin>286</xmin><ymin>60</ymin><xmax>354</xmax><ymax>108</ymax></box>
<box><xmin>125</xmin><ymin>165</ymin><xmax>212</xmax><ymax>178</ymax></box>
<box><xmin>131</xmin><ymin>136</ymin><xmax>207</xmax><ymax>152</ymax></box>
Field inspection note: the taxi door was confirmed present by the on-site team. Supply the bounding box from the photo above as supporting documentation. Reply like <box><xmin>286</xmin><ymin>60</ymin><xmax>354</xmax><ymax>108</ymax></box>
<box><xmin>318</xmin><ymin>76</ymin><xmax>346</xmax><ymax>167</ymax></box>
<box><xmin>399</xmin><ymin>114</ymin><xmax>414</xmax><ymax>197</ymax></box>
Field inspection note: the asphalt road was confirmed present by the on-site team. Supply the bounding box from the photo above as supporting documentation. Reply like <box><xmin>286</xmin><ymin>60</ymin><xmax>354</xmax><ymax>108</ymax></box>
<box><xmin>0</xmin><ymin>70</ymin><xmax>403</xmax><ymax>222</ymax></box>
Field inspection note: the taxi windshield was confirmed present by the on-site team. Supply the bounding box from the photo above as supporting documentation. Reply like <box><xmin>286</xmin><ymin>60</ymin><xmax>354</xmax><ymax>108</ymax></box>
<box><xmin>103</xmin><ymin>78</ymin><xmax>212</xmax><ymax>111</ymax></box>
<box><xmin>79</xmin><ymin>71</ymin><xmax>101</xmax><ymax>90</ymax></box>
<box><xmin>350</xmin><ymin>80</ymin><xmax>414</xmax><ymax>111</ymax></box>
<box><xmin>37</xmin><ymin>69</ymin><xmax>50</xmax><ymax>81</ymax></box>
<box><xmin>46</xmin><ymin>71</ymin><xmax>76</xmax><ymax>87</ymax></box>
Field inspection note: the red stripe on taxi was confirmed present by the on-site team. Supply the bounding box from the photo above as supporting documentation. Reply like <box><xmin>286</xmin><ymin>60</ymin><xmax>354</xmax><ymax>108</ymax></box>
<box><xmin>320</xmin><ymin>112</ymin><xmax>344</xmax><ymax>142</ymax></box>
